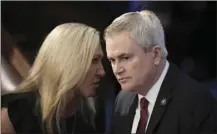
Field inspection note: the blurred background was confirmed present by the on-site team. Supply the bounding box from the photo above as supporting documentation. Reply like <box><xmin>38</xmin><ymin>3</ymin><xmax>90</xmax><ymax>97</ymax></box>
<box><xmin>2</xmin><ymin>1</ymin><xmax>216</xmax><ymax>93</ymax></box>
<box><xmin>1</xmin><ymin>1</ymin><xmax>217</xmax><ymax>130</ymax></box>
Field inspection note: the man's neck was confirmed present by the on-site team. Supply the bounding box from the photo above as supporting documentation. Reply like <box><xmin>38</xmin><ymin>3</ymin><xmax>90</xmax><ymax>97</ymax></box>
<box><xmin>138</xmin><ymin>59</ymin><xmax>167</xmax><ymax>96</ymax></box>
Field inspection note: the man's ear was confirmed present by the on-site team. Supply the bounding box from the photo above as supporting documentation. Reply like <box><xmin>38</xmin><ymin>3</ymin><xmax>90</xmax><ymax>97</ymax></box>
<box><xmin>151</xmin><ymin>46</ymin><xmax>163</xmax><ymax>66</ymax></box>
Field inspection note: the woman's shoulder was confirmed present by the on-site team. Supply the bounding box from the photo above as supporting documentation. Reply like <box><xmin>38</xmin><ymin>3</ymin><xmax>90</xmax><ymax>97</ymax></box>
<box><xmin>1</xmin><ymin>91</ymin><xmax>41</xmax><ymax>132</ymax></box>
<box><xmin>2</xmin><ymin>91</ymin><xmax>37</xmax><ymax>109</ymax></box>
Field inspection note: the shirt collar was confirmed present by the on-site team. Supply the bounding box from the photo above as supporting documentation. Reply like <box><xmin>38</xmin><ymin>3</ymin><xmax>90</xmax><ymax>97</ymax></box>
<box><xmin>138</xmin><ymin>61</ymin><xmax>170</xmax><ymax>109</ymax></box>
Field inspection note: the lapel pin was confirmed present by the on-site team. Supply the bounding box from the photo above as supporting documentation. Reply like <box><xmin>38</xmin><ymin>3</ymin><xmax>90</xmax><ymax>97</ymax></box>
<box><xmin>161</xmin><ymin>98</ymin><xmax>167</xmax><ymax>105</ymax></box>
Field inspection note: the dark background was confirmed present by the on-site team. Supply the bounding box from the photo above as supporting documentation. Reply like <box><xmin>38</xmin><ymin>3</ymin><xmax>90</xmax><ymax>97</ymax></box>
<box><xmin>2</xmin><ymin>1</ymin><xmax>216</xmax><ymax>82</ymax></box>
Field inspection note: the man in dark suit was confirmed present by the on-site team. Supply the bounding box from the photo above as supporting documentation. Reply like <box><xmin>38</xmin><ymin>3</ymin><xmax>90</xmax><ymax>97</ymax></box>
<box><xmin>104</xmin><ymin>10</ymin><xmax>217</xmax><ymax>134</ymax></box>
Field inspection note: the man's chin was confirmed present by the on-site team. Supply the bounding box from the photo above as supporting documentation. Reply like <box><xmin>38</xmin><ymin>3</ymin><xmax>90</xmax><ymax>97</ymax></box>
<box><xmin>121</xmin><ymin>85</ymin><xmax>135</xmax><ymax>92</ymax></box>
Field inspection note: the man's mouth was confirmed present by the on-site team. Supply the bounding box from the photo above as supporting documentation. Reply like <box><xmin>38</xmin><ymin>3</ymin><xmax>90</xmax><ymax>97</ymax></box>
<box><xmin>118</xmin><ymin>77</ymin><xmax>129</xmax><ymax>83</ymax></box>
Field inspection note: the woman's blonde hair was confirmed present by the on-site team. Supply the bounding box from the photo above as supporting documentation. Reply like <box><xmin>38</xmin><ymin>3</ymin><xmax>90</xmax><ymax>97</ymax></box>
<box><xmin>15</xmin><ymin>23</ymin><xmax>100</xmax><ymax>133</ymax></box>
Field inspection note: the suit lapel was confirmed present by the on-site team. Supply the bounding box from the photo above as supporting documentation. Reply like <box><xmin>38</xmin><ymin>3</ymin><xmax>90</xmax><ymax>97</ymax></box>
<box><xmin>146</xmin><ymin>64</ymin><xmax>178</xmax><ymax>134</ymax></box>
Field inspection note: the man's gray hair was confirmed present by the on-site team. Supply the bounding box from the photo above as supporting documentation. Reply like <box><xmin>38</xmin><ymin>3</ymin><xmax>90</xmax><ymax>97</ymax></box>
<box><xmin>104</xmin><ymin>10</ymin><xmax>168</xmax><ymax>57</ymax></box>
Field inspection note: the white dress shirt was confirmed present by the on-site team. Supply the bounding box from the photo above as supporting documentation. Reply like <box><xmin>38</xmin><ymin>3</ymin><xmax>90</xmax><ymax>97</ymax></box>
<box><xmin>131</xmin><ymin>61</ymin><xmax>170</xmax><ymax>134</ymax></box>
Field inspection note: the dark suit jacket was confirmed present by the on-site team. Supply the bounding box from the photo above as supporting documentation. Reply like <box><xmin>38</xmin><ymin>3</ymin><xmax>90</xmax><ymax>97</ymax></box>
<box><xmin>111</xmin><ymin>63</ymin><xmax>217</xmax><ymax>134</ymax></box>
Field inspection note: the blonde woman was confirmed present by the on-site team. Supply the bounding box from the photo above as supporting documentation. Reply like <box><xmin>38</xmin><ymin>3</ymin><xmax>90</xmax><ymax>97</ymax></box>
<box><xmin>1</xmin><ymin>23</ymin><xmax>105</xmax><ymax>134</ymax></box>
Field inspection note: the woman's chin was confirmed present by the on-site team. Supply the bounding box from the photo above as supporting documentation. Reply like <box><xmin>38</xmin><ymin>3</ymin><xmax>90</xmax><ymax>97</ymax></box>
<box><xmin>79</xmin><ymin>85</ymin><xmax>98</xmax><ymax>97</ymax></box>
<box><xmin>85</xmin><ymin>89</ymin><xmax>96</xmax><ymax>97</ymax></box>
<box><xmin>86</xmin><ymin>93</ymin><xmax>96</xmax><ymax>97</ymax></box>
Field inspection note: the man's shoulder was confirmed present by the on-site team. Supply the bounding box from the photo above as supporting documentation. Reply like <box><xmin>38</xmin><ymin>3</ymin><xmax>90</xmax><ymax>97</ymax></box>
<box><xmin>174</xmin><ymin>68</ymin><xmax>211</xmax><ymax>98</ymax></box>
<box><xmin>116</xmin><ymin>91</ymin><xmax>136</xmax><ymax>103</ymax></box>
<box><xmin>172</xmin><ymin>70</ymin><xmax>217</xmax><ymax>112</ymax></box>
<box><xmin>114</xmin><ymin>91</ymin><xmax>137</xmax><ymax>114</ymax></box>
<box><xmin>166</xmin><ymin>63</ymin><xmax>216</xmax><ymax>109</ymax></box>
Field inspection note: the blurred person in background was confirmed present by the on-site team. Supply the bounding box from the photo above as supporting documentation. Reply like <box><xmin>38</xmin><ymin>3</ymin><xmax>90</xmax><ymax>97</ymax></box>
<box><xmin>104</xmin><ymin>10</ymin><xmax>217</xmax><ymax>134</ymax></box>
<box><xmin>1</xmin><ymin>23</ymin><xmax>105</xmax><ymax>134</ymax></box>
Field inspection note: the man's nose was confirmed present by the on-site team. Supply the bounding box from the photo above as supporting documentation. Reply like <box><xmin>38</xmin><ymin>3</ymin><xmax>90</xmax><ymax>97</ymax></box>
<box><xmin>112</xmin><ymin>63</ymin><xmax>124</xmax><ymax>75</ymax></box>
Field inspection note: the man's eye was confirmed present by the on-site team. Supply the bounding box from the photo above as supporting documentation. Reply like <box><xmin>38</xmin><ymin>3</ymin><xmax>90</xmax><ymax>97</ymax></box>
<box><xmin>109</xmin><ymin>59</ymin><xmax>114</xmax><ymax>63</ymax></box>
<box><xmin>122</xmin><ymin>56</ymin><xmax>129</xmax><ymax>60</ymax></box>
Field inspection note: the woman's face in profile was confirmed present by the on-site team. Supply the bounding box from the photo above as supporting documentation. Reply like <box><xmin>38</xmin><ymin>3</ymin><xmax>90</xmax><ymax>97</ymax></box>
<box><xmin>78</xmin><ymin>46</ymin><xmax>105</xmax><ymax>97</ymax></box>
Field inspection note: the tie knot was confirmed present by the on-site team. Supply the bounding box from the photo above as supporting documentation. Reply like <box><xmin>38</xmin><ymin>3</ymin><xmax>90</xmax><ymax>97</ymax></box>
<box><xmin>140</xmin><ymin>97</ymin><xmax>148</xmax><ymax>110</ymax></box>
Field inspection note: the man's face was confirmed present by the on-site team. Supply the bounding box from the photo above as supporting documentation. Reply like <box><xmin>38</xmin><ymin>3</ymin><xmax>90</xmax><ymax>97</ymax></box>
<box><xmin>106</xmin><ymin>32</ymin><xmax>158</xmax><ymax>93</ymax></box>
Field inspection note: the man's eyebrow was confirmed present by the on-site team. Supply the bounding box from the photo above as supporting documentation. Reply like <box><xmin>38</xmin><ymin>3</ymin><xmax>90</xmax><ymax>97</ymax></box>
<box><xmin>107</xmin><ymin>53</ymin><xmax>130</xmax><ymax>60</ymax></box>
<box><xmin>118</xmin><ymin>53</ymin><xmax>129</xmax><ymax>58</ymax></box>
